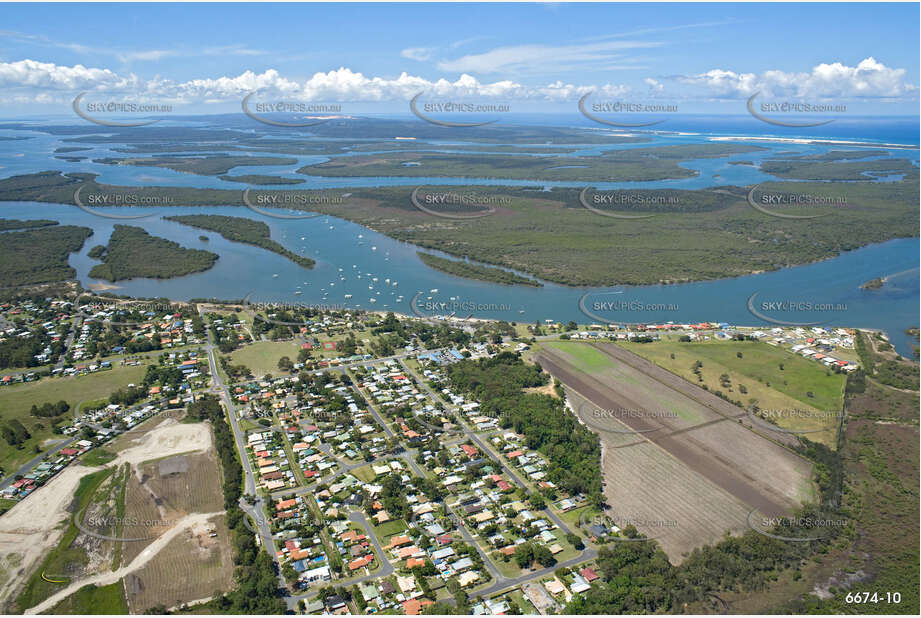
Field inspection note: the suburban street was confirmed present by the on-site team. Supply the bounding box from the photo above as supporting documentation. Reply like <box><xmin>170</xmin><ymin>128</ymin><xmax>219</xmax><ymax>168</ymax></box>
<box><xmin>196</xmin><ymin>308</ymin><xmax>598</xmax><ymax>612</ymax></box>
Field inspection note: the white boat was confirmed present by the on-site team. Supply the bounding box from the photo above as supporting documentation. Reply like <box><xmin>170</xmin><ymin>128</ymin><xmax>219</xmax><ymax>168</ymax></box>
<box><xmin>272</xmin><ymin>274</ymin><xmax>279</xmax><ymax>278</ymax></box>
<box><xmin>369</xmin><ymin>298</ymin><xmax>376</xmax><ymax>303</ymax></box>
<box><xmin>430</xmin><ymin>288</ymin><xmax>438</xmax><ymax>293</ymax></box>
<box><xmin>372</xmin><ymin>277</ymin><xmax>378</xmax><ymax>282</ymax></box>
<box><xmin>344</xmin><ymin>294</ymin><xmax>353</xmax><ymax>299</ymax></box>
<box><xmin>371</xmin><ymin>246</ymin><xmax>377</xmax><ymax>251</ymax></box>
<box><xmin>295</xmin><ymin>291</ymin><xmax>302</xmax><ymax>295</ymax></box>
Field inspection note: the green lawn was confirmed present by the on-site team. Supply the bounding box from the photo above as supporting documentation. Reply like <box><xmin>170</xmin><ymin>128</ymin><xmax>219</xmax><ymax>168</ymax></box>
<box><xmin>79</xmin><ymin>448</ymin><xmax>116</xmax><ymax>467</ymax></box>
<box><xmin>350</xmin><ymin>464</ymin><xmax>378</xmax><ymax>483</ymax></box>
<box><xmin>15</xmin><ymin>468</ymin><xmax>114</xmax><ymax>612</ymax></box>
<box><xmin>0</xmin><ymin>364</ymin><xmax>147</xmax><ymax>473</ymax></box>
<box><xmin>228</xmin><ymin>340</ymin><xmax>303</xmax><ymax>378</ymax></box>
<box><xmin>49</xmin><ymin>582</ymin><xmax>129</xmax><ymax>614</ymax></box>
<box><xmin>543</xmin><ymin>341</ymin><xmax>617</xmax><ymax>373</ymax></box>
<box><xmin>372</xmin><ymin>519</ymin><xmax>407</xmax><ymax>538</ymax></box>
<box><xmin>506</xmin><ymin>590</ymin><xmax>539</xmax><ymax>615</ymax></box>
<box><xmin>618</xmin><ymin>339</ymin><xmax>846</xmax><ymax>445</ymax></box>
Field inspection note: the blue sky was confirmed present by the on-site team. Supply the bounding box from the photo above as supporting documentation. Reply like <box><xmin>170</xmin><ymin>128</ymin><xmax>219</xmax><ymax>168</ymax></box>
<box><xmin>0</xmin><ymin>2</ymin><xmax>918</xmax><ymax>115</ymax></box>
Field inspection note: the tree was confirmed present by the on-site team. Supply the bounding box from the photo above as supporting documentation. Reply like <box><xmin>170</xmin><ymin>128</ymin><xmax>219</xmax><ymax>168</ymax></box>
<box><xmin>533</xmin><ymin>544</ymin><xmax>556</xmax><ymax>567</ymax></box>
<box><xmin>566</xmin><ymin>532</ymin><xmax>585</xmax><ymax>550</ymax></box>
<box><xmin>514</xmin><ymin>543</ymin><xmax>534</xmax><ymax>568</ymax></box>
<box><xmin>277</xmin><ymin>356</ymin><xmax>293</xmax><ymax>372</ymax></box>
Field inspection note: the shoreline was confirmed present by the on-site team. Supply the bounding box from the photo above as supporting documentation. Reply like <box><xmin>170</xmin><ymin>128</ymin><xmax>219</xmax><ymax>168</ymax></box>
<box><xmin>2</xmin><ymin>197</ymin><xmax>919</xmax><ymax>290</ymax></box>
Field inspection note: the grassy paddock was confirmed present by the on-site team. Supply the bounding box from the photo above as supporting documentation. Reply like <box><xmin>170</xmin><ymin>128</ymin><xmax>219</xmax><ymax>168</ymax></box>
<box><xmin>49</xmin><ymin>582</ymin><xmax>129</xmax><ymax>615</ymax></box>
<box><xmin>0</xmin><ymin>364</ymin><xmax>146</xmax><ymax>472</ymax></box>
<box><xmin>618</xmin><ymin>339</ymin><xmax>845</xmax><ymax>444</ymax></box>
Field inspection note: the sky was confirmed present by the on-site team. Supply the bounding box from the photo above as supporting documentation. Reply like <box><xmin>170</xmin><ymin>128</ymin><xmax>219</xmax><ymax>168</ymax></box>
<box><xmin>0</xmin><ymin>2</ymin><xmax>918</xmax><ymax>117</ymax></box>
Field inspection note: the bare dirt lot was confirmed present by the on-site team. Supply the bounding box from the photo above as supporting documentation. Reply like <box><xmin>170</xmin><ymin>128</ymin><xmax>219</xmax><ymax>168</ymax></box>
<box><xmin>23</xmin><ymin>511</ymin><xmax>223</xmax><ymax>615</ymax></box>
<box><xmin>125</xmin><ymin>514</ymin><xmax>233</xmax><ymax>613</ymax></box>
<box><xmin>112</xmin><ymin>419</ymin><xmax>212</xmax><ymax>468</ymax></box>
<box><xmin>539</xmin><ymin>343</ymin><xmax>816</xmax><ymax>561</ymax></box>
<box><xmin>119</xmin><ymin>451</ymin><xmax>224</xmax><ymax>567</ymax></box>
<box><xmin>0</xmin><ymin>465</ymin><xmax>101</xmax><ymax>609</ymax></box>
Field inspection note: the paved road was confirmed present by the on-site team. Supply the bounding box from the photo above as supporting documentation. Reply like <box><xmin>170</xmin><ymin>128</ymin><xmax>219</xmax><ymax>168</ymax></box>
<box><xmin>349</xmin><ymin>510</ymin><xmax>395</xmax><ymax>578</ymax></box>
<box><xmin>200</xmin><ymin>308</ymin><xmax>287</xmax><ymax>596</ymax></box>
<box><xmin>0</xmin><ymin>437</ymin><xmax>75</xmax><ymax>490</ymax></box>
<box><xmin>199</xmin><ymin>321</ymin><xmax>598</xmax><ymax>608</ymax></box>
<box><xmin>399</xmin><ymin>358</ymin><xmax>584</xmax><ymax>539</ymax></box>
<box><xmin>56</xmin><ymin>316</ymin><xmax>80</xmax><ymax>369</ymax></box>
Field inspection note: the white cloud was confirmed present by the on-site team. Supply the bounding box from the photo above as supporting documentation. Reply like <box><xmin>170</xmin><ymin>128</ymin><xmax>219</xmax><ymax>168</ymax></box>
<box><xmin>0</xmin><ymin>57</ymin><xmax>915</xmax><ymax>108</ymax></box>
<box><xmin>0</xmin><ymin>61</ymin><xmax>634</xmax><ymax>104</ymax></box>
<box><xmin>677</xmin><ymin>57</ymin><xmax>916</xmax><ymax>99</ymax></box>
<box><xmin>437</xmin><ymin>40</ymin><xmax>659</xmax><ymax>74</ymax></box>
<box><xmin>117</xmin><ymin>50</ymin><xmax>177</xmax><ymax>63</ymax></box>
<box><xmin>400</xmin><ymin>47</ymin><xmax>434</xmax><ymax>62</ymax></box>
<box><xmin>0</xmin><ymin>59</ymin><xmax>135</xmax><ymax>91</ymax></box>
<box><xmin>644</xmin><ymin>77</ymin><xmax>664</xmax><ymax>93</ymax></box>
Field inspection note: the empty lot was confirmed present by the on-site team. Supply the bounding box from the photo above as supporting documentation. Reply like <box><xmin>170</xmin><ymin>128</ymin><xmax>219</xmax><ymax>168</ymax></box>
<box><xmin>539</xmin><ymin>342</ymin><xmax>815</xmax><ymax>560</ymax></box>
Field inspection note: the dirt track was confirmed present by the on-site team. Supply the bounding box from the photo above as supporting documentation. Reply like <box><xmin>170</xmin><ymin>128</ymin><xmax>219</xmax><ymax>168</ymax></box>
<box><xmin>0</xmin><ymin>465</ymin><xmax>100</xmax><ymax>608</ymax></box>
<box><xmin>539</xmin><ymin>344</ymin><xmax>813</xmax><ymax>519</ymax></box>
<box><xmin>23</xmin><ymin>512</ymin><xmax>223</xmax><ymax>615</ymax></box>
<box><xmin>592</xmin><ymin>342</ymin><xmax>802</xmax><ymax>448</ymax></box>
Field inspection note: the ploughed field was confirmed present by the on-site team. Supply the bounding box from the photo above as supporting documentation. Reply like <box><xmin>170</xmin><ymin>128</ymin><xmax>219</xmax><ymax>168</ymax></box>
<box><xmin>538</xmin><ymin>342</ymin><xmax>815</xmax><ymax>561</ymax></box>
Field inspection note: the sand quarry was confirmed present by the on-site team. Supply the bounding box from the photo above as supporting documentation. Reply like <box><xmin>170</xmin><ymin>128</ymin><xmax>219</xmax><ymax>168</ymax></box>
<box><xmin>0</xmin><ymin>465</ymin><xmax>99</xmax><ymax>608</ymax></box>
<box><xmin>0</xmin><ymin>418</ymin><xmax>213</xmax><ymax>609</ymax></box>
<box><xmin>112</xmin><ymin>418</ymin><xmax>212</xmax><ymax>467</ymax></box>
